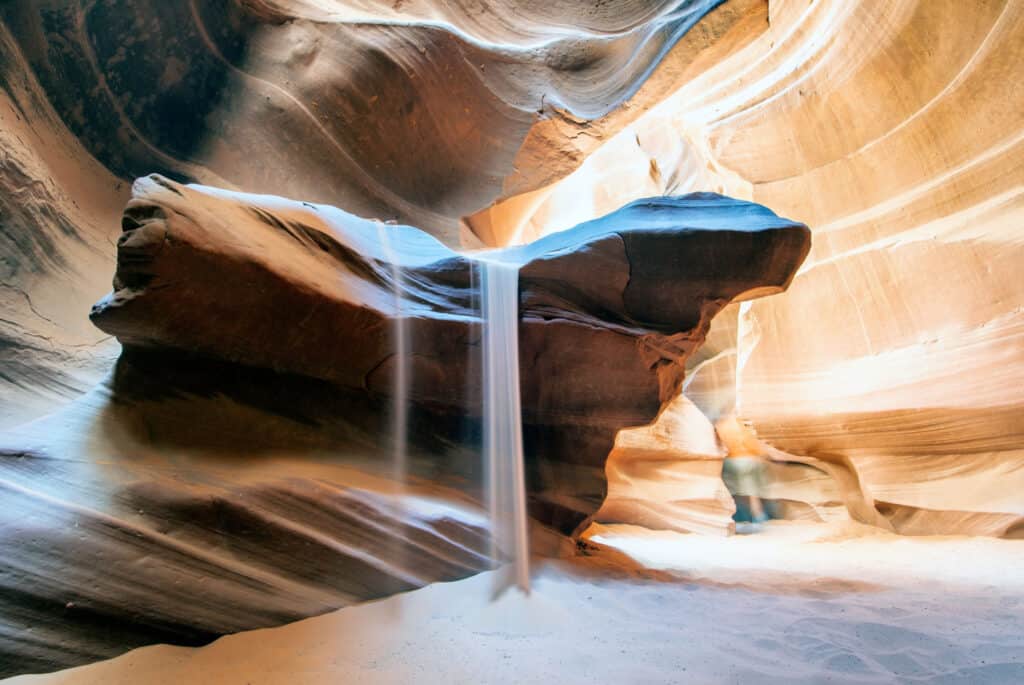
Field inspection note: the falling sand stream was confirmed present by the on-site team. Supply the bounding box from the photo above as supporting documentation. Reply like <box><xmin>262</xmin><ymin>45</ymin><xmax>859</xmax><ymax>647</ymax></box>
<box><xmin>376</xmin><ymin>220</ymin><xmax>530</xmax><ymax>594</ymax></box>
<box><xmin>481</xmin><ymin>259</ymin><xmax>531</xmax><ymax>593</ymax></box>
<box><xmin>375</xmin><ymin>222</ymin><xmax>410</xmax><ymax>590</ymax></box>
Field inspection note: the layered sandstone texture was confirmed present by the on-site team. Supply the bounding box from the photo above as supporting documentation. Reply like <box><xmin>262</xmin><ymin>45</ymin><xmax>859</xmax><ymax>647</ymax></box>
<box><xmin>0</xmin><ymin>186</ymin><xmax>808</xmax><ymax>675</ymax></box>
<box><xmin>477</xmin><ymin>0</ymin><xmax>1024</xmax><ymax>538</ymax></box>
<box><xmin>0</xmin><ymin>0</ymin><xmax>1021</xmax><ymax>676</ymax></box>
<box><xmin>0</xmin><ymin>0</ymin><xmax>762</xmax><ymax>427</ymax></box>
<box><xmin>595</xmin><ymin>393</ymin><xmax>736</xmax><ymax>536</ymax></box>
<box><xmin>1</xmin><ymin>1</ymin><xmax>785</xmax><ymax>675</ymax></box>
<box><xmin>0</xmin><ymin>396</ymin><xmax>495</xmax><ymax>676</ymax></box>
<box><xmin>0</xmin><ymin>23</ymin><xmax>125</xmax><ymax>428</ymax></box>
<box><xmin>0</xmin><ymin>0</ymin><xmax>744</xmax><ymax>242</ymax></box>
<box><xmin>0</xmin><ymin>176</ymin><xmax>809</xmax><ymax>675</ymax></box>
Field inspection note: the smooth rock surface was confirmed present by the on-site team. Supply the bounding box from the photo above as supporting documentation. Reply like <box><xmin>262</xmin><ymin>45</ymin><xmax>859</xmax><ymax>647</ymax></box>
<box><xmin>0</xmin><ymin>0</ymin><xmax>764</xmax><ymax>421</ymax></box>
<box><xmin>594</xmin><ymin>393</ymin><xmax>735</xmax><ymax>536</ymax></box>
<box><xmin>0</xmin><ymin>184</ymin><xmax>808</xmax><ymax>676</ymax></box>
<box><xmin>0</xmin><ymin>377</ymin><xmax>494</xmax><ymax>676</ymax></box>
<box><xmin>0</xmin><ymin>0</ymin><xmax>744</xmax><ymax>241</ymax></box>
<box><xmin>476</xmin><ymin>0</ymin><xmax>1024</xmax><ymax>538</ymax></box>
<box><xmin>89</xmin><ymin>178</ymin><xmax>810</xmax><ymax>530</ymax></box>
<box><xmin>0</xmin><ymin>2</ymin><xmax>806</xmax><ymax>675</ymax></box>
<box><xmin>3</xmin><ymin>0</ymin><xmax>1021</xmax><ymax>678</ymax></box>
<box><xmin>0</xmin><ymin>24</ymin><xmax>125</xmax><ymax>428</ymax></box>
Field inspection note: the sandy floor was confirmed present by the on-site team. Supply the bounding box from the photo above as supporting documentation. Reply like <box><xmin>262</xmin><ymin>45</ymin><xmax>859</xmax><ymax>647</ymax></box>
<box><xmin>7</xmin><ymin>521</ymin><xmax>1024</xmax><ymax>684</ymax></box>
<box><xmin>586</xmin><ymin>520</ymin><xmax>1024</xmax><ymax>592</ymax></box>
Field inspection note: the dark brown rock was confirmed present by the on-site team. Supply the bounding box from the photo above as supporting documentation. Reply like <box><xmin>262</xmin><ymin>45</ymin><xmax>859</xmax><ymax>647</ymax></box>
<box><xmin>90</xmin><ymin>175</ymin><xmax>810</xmax><ymax>530</ymax></box>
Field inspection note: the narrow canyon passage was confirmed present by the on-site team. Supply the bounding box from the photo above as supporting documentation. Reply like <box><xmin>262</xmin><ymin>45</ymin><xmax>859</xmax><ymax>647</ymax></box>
<box><xmin>0</xmin><ymin>0</ymin><xmax>1021</xmax><ymax>682</ymax></box>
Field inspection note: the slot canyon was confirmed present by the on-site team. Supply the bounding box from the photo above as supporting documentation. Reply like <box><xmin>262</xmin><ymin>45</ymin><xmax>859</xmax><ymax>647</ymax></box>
<box><xmin>0</xmin><ymin>0</ymin><xmax>1021</xmax><ymax>682</ymax></box>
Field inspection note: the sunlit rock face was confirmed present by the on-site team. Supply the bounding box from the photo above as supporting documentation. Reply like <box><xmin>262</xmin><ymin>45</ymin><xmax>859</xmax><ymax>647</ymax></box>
<box><xmin>1</xmin><ymin>0</ymin><xmax>1020</xmax><ymax>675</ymax></box>
<box><xmin>0</xmin><ymin>436</ymin><xmax>493</xmax><ymax>675</ymax></box>
<box><xmin>595</xmin><ymin>393</ymin><xmax>735</xmax><ymax>536</ymax></box>
<box><xmin>481</xmin><ymin>0</ymin><xmax>1024</xmax><ymax>538</ymax></box>
<box><xmin>0</xmin><ymin>25</ymin><xmax>125</xmax><ymax>428</ymax></box>
<box><xmin>694</xmin><ymin>0</ymin><xmax>1024</xmax><ymax>538</ymax></box>
<box><xmin>711</xmin><ymin>1</ymin><xmax>1024</xmax><ymax>538</ymax></box>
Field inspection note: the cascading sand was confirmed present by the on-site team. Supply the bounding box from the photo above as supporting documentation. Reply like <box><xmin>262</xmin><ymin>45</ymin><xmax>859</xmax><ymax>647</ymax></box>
<box><xmin>481</xmin><ymin>259</ymin><xmax>531</xmax><ymax>593</ymax></box>
<box><xmin>375</xmin><ymin>221</ymin><xmax>410</xmax><ymax>590</ymax></box>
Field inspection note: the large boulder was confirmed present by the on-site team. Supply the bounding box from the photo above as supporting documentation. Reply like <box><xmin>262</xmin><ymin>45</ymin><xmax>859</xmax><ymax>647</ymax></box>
<box><xmin>90</xmin><ymin>176</ymin><xmax>810</xmax><ymax>528</ymax></box>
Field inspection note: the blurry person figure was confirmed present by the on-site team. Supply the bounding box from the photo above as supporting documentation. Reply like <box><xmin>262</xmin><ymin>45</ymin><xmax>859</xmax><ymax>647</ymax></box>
<box><xmin>716</xmin><ymin>413</ymin><xmax>770</xmax><ymax>529</ymax></box>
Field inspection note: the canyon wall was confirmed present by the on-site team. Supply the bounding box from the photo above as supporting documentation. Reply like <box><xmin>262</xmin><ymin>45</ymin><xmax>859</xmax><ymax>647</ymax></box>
<box><xmin>485</xmin><ymin>0</ymin><xmax>1024</xmax><ymax>537</ymax></box>
<box><xmin>0</xmin><ymin>0</ymin><xmax>1021</xmax><ymax>674</ymax></box>
<box><xmin>0</xmin><ymin>0</ymin><xmax>756</xmax><ymax>426</ymax></box>
<box><xmin>2</xmin><ymin>2</ymin><xmax>782</xmax><ymax>673</ymax></box>
<box><xmin>0</xmin><ymin>0</ymin><xmax>742</xmax><ymax>242</ymax></box>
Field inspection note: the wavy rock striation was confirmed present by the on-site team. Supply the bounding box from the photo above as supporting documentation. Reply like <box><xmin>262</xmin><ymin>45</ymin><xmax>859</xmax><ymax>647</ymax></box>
<box><xmin>0</xmin><ymin>184</ymin><xmax>808</xmax><ymax>675</ymax></box>
<box><xmin>0</xmin><ymin>0</ymin><xmax>766</xmax><ymax>426</ymax></box>
<box><xmin>594</xmin><ymin>393</ymin><xmax>735</xmax><ymax>535</ymax></box>
<box><xmin>478</xmin><ymin>0</ymin><xmax>1024</xmax><ymax>538</ymax></box>
<box><xmin>0</xmin><ymin>401</ymin><xmax>494</xmax><ymax>675</ymax></box>
<box><xmin>4</xmin><ymin>0</ymin><xmax>1020</xmax><ymax>676</ymax></box>
<box><xmin>0</xmin><ymin>0</ymin><xmax>744</xmax><ymax>242</ymax></box>
<box><xmin>0</xmin><ymin>0</ymin><xmax>771</xmax><ymax>425</ymax></box>
<box><xmin>0</xmin><ymin>2</ymin><xmax>800</xmax><ymax>676</ymax></box>
<box><xmin>0</xmin><ymin>22</ymin><xmax>126</xmax><ymax>428</ymax></box>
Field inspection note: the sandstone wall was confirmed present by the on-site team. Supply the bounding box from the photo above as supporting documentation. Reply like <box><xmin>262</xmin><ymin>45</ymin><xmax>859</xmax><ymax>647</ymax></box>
<box><xmin>480</xmin><ymin>0</ymin><xmax>1024</xmax><ymax>537</ymax></box>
